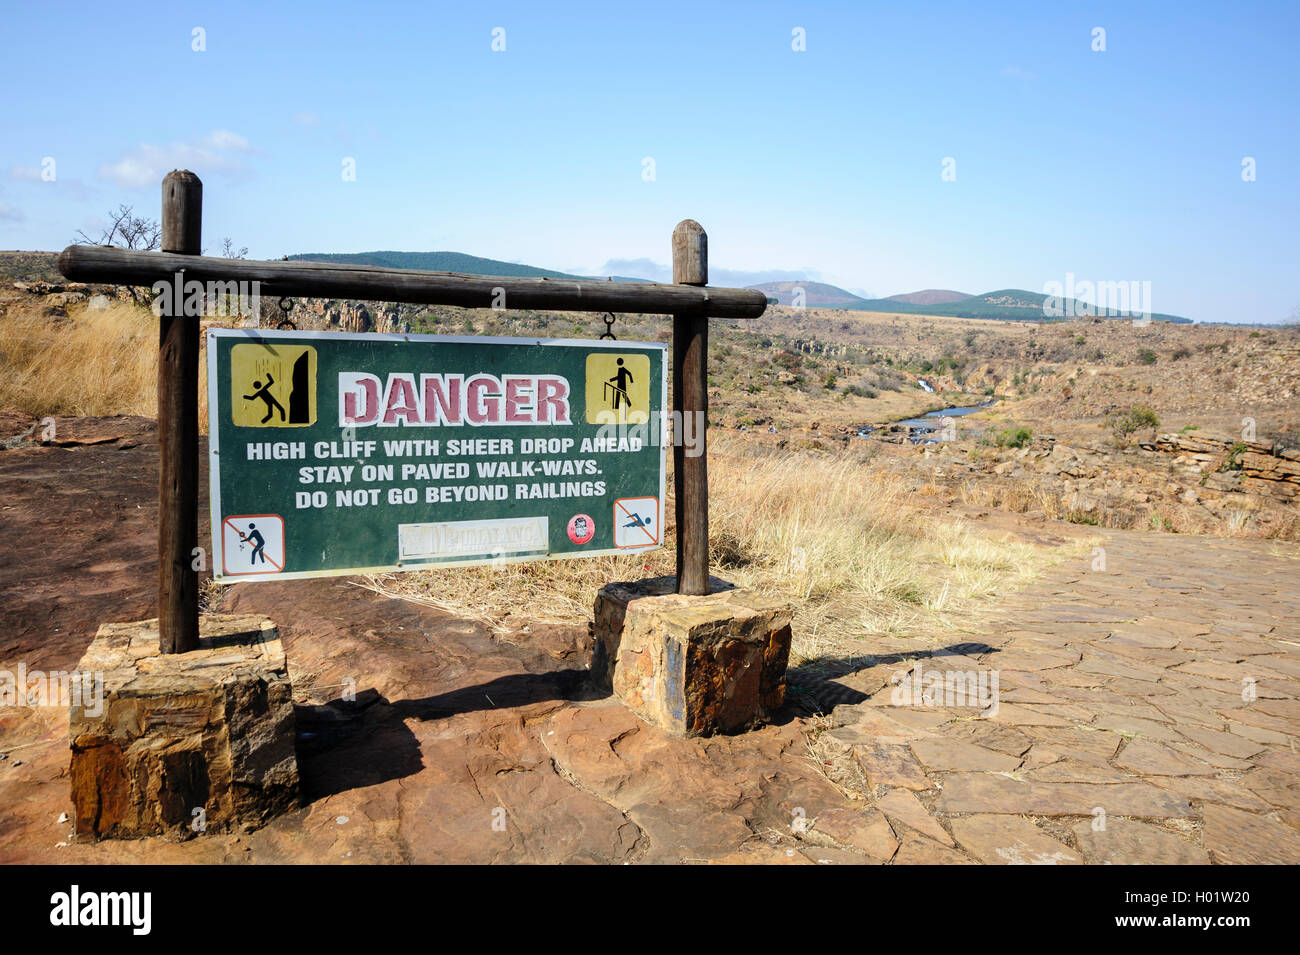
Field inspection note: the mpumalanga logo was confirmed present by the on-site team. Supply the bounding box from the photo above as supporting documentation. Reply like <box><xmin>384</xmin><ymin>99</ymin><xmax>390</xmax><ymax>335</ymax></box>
<box><xmin>585</xmin><ymin>352</ymin><xmax>649</xmax><ymax>424</ymax></box>
<box><xmin>230</xmin><ymin>343</ymin><xmax>317</xmax><ymax>428</ymax></box>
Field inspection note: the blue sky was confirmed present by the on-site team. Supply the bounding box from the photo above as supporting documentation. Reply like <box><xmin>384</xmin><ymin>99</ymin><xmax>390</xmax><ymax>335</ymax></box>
<box><xmin>1</xmin><ymin>1</ymin><xmax>1295</xmax><ymax>323</ymax></box>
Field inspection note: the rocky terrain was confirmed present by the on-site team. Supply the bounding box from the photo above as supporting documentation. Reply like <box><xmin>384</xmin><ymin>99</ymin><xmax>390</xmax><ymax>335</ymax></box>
<box><xmin>1</xmin><ymin>416</ymin><xmax>1298</xmax><ymax>864</ymax></box>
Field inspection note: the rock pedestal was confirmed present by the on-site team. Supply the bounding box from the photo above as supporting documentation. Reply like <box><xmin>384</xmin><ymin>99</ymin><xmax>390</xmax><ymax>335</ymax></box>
<box><xmin>591</xmin><ymin>576</ymin><xmax>793</xmax><ymax>737</ymax></box>
<box><xmin>69</xmin><ymin>614</ymin><xmax>299</xmax><ymax>841</ymax></box>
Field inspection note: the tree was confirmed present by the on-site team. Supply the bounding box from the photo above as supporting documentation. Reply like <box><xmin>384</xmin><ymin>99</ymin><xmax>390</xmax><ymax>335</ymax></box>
<box><xmin>221</xmin><ymin>237</ymin><xmax>248</xmax><ymax>259</ymax></box>
<box><xmin>73</xmin><ymin>204</ymin><xmax>161</xmax><ymax>304</ymax></box>
<box><xmin>74</xmin><ymin>204</ymin><xmax>161</xmax><ymax>251</ymax></box>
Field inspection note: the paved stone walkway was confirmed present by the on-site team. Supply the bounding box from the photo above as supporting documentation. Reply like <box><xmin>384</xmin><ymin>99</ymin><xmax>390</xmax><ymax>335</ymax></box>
<box><xmin>810</xmin><ymin>529</ymin><xmax>1300</xmax><ymax>864</ymax></box>
<box><xmin>2</xmin><ymin>456</ymin><xmax>1296</xmax><ymax>864</ymax></box>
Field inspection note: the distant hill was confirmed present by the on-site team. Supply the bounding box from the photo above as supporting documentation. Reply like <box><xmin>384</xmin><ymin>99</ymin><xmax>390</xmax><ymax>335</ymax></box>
<box><xmin>0</xmin><ymin>251</ymin><xmax>62</xmax><ymax>283</ymax></box>
<box><xmin>846</xmin><ymin>289</ymin><xmax>1192</xmax><ymax>324</ymax></box>
<box><xmin>748</xmin><ymin>281</ymin><xmax>868</xmax><ymax>308</ymax></box>
<box><xmin>747</xmin><ymin>280</ymin><xmax>1192</xmax><ymax>323</ymax></box>
<box><xmin>4</xmin><ymin>246</ymin><xmax>1193</xmax><ymax>322</ymax></box>
<box><xmin>886</xmin><ymin>289</ymin><xmax>972</xmax><ymax>306</ymax></box>
<box><xmin>287</xmin><ymin>250</ymin><xmax>647</xmax><ymax>283</ymax></box>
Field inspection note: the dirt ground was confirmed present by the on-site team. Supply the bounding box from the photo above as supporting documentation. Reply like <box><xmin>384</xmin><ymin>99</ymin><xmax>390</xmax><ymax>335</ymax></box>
<box><xmin>1</xmin><ymin>416</ymin><xmax>1298</xmax><ymax>864</ymax></box>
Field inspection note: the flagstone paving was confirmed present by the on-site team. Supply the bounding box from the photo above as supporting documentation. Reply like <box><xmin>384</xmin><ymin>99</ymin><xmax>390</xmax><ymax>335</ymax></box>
<box><xmin>0</xmin><ymin>428</ymin><xmax>1297</xmax><ymax>864</ymax></box>
<box><xmin>816</xmin><ymin>530</ymin><xmax>1300</xmax><ymax>864</ymax></box>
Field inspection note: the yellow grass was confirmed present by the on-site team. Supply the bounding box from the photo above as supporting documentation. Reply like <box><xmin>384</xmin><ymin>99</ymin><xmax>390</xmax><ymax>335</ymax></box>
<box><xmin>0</xmin><ymin>302</ymin><xmax>1068</xmax><ymax>668</ymax></box>
<box><xmin>372</xmin><ymin>434</ymin><xmax>1065</xmax><ymax>666</ymax></box>
<box><xmin>0</xmin><ymin>301</ymin><xmax>219</xmax><ymax>423</ymax></box>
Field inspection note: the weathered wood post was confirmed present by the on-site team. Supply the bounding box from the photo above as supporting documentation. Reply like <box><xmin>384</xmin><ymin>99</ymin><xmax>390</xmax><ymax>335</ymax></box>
<box><xmin>672</xmin><ymin>220</ymin><xmax>709</xmax><ymax>596</ymax></box>
<box><xmin>158</xmin><ymin>170</ymin><xmax>202</xmax><ymax>653</ymax></box>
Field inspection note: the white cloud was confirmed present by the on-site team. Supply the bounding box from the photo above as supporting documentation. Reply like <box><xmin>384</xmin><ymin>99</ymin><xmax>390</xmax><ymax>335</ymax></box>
<box><xmin>202</xmin><ymin>129</ymin><xmax>249</xmax><ymax>151</ymax></box>
<box><xmin>1000</xmin><ymin>66</ymin><xmax>1036</xmax><ymax>81</ymax></box>
<box><xmin>0</xmin><ymin>200</ymin><xmax>24</xmax><ymax>222</ymax></box>
<box><xmin>97</xmin><ymin>131</ymin><xmax>253</xmax><ymax>189</ymax></box>
<box><xmin>292</xmin><ymin>112</ymin><xmax>320</xmax><ymax>127</ymax></box>
<box><xmin>9</xmin><ymin>165</ymin><xmax>42</xmax><ymax>182</ymax></box>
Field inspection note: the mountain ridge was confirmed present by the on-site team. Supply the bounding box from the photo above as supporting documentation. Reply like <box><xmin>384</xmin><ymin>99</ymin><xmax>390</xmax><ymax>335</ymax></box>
<box><xmin>286</xmin><ymin>250</ymin><xmax>648</xmax><ymax>283</ymax></box>
<box><xmin>748</xmin><ymin>280</ymin><xmax>1191</xmax><ymax>323</ymax></box>
<box><xmin>270</xmin><ymin>251</ymin><xmax>1193</xmax><ymax>323</ymax></box>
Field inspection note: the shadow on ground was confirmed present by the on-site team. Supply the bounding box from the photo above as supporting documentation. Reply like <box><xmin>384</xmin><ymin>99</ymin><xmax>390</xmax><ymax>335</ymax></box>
<box><xmin>787</xmin><ymin>642</ymin><xmax>998</xmax><ymax>710</ymax></box>
<box><xmin>294</xmin><ymin>668</ymin><xmax>609</xmax><ymax>800</ymax></box>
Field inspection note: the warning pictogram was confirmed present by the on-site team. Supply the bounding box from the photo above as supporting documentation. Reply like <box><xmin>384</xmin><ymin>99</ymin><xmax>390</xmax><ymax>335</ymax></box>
<box><xmin>230</xmin><ymin>343</ymin><xmax>317</xmax><ymax>428</ymax></box>
<box><xmin>221</xmin><ymin>514</ymin><xmax>285</xmax><ymax>575</ymax></box>
<box><xmin>585</xmin><ymin>353</ymin><xmax>650</xmax><ymax>424</ymax></box>
<box><xmin>613</xmin><ymin>497</ymin><xmax>659</xmax><ymax>548</ymax></box>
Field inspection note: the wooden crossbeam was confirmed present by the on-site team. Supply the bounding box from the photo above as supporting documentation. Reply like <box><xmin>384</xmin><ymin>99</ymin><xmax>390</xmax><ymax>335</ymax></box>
<box><xmin>57</xmin><ymin>245</ymin><xmax>769</xmax><ymax>319</ymax></box>
<box><xmin>58</xmin><ymin>170</ymin><xmax>741</xmax><ymax>650</ymax></box>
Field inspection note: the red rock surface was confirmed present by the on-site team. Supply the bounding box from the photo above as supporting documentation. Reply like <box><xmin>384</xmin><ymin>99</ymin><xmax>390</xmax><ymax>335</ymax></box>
<box><xmin>2</xmin><ymin>417</ymin><xmax>1298</xmax><ymax>864</ymax></box>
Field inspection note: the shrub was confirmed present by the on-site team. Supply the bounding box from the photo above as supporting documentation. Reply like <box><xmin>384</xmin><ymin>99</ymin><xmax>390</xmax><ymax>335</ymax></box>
<box><xmin>1220</xmin><ymin>443</ymin><xmax>1248</xmax><ymax>472</ymax></box>
<box><xmin>1109</xmin><ymin>404</ymin><xmax>1160</xmax><ymax>445</ymax></box>
<box><xmin>991</xmin><ymin>427</ymin><xmax>1033</xmax><ymax>449</ymax></box>
<box><xmin>1137</xmin><ymin>348</ymin><xmax>1158</xmax><ymax>365</ymax></box>
<box><xmin>841</xmin><ymin>383</ymin><xmax>877</xmax><ymax>399</ymax></box>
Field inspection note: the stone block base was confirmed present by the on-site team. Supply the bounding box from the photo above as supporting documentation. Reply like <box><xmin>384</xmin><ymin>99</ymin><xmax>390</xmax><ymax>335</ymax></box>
<box><xmin>591</xmin><ymin>576</ymin><xmax>793</xmax><ymax>737</ymax></box>
<box><xmin>69</xmin><ymin>614</ymin><xmax>299</xmax><ymax>841</ymax></box>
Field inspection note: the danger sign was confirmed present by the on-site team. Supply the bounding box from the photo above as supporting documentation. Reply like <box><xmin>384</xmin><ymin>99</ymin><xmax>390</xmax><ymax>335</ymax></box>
<box><xmin>207</xmin><ymin>329</ymin><xmax>667</xmax><ymax>581</ymax></box>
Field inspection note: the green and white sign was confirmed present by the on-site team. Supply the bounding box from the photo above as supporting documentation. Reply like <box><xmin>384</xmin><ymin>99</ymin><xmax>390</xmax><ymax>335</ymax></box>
<box><xmin>207</xmin><ymin>329</ymin><xmax>667</xmax><ymax>582</ymax></box>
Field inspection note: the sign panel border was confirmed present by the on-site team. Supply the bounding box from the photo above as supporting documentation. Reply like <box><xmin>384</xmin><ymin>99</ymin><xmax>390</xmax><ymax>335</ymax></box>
<box><xmin>206</xmin><ymin>327</ymin><xmax>668</xmax><ymax>582</ymax></box>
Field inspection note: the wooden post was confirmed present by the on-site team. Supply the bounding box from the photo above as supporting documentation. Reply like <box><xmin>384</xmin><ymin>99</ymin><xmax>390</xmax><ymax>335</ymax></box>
<box><xmin>672</xmin><ymin>220</ymin><xmax>709</xmax><ymax>596</ymax></box>
<box><xmin>158</xmin><ymin>170</ymin><xmax>202</xmax><ymax>653</ymax></box>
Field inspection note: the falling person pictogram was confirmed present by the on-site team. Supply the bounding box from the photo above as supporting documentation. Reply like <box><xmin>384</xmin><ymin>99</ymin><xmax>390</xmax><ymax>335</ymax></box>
<box><xmin>244</xmin><ymin>373</ymin><xmax>286</xmax><ymax>424</ymax></box>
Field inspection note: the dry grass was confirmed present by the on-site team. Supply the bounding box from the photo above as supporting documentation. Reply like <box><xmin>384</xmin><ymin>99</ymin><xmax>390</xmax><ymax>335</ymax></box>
<box><xmin>0</xmin><ymin>299</ymin><xmax>1070</xmax><ymax>669</ymax></box>
<box><xmin>0</xmin><ymin>300</ymin><xmax>226</xmax><ymax>423</ymax></box>
<box><xmin>0</xmin><ymin>302</ymin><xmax>159</xmax><ymax>417</ymax></box>
<box><xmin>374</xmin><ymin>434</ymin><xmax>1068</xmax><ymax>665</ymax></box>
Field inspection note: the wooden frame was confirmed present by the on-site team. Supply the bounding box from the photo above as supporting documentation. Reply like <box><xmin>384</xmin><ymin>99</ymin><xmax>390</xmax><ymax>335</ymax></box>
<box><xmin>56</xmin><ymin>170</ymin><xmax>764</xmax><ymax>651</ymax></box>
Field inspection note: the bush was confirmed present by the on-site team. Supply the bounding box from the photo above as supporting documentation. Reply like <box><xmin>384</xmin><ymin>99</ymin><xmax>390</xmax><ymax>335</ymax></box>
<box><xmin>841</xmin><ymin>383</ymin><xmax>877</xmax><ymax>399</ymax></box>
<box><xmin>1137</xmin><ymin>348</ymin><xmax>1158</xmax><ymax>365</ymax></box>
<box><xmin>774</xmin><ymin>350</ymin><xmax>802</xmax><ymax>370</ymax></box>
<box><xmin>1220</xmin><ymin>443</ymin><xmax>1248</xmax><ymax>472</ymax></box>
<box><xmin>990</xmin><ymin>427</ymin><xmax>1033</xmax><ymax>449</ymax></box>
<box><xmin>1109</xmin><ymin>404</ymin><xmax>1160</xmax><ymax>445</ymax></box>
